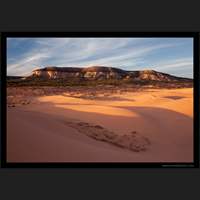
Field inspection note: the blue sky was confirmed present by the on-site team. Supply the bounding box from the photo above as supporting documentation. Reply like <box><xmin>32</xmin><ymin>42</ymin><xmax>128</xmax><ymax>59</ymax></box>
<box><xmin>7</xmin><ymin>37</ymin><xmax>193</xmax><ymax>78</ymax></box>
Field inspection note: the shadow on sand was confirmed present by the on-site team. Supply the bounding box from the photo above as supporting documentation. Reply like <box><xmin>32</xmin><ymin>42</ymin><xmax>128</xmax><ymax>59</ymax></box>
<box><xmin>163</xmin><ymin>96</ymin><xmax>186</xmax><ymax>100</ymax></box>
<box><xmin>27</xmin><ymin>100</ymin><xmax>193</xmax><ymax>148</ymax></box>
<box><xmin>7</xmin><ymin>99</ymin><xmax>193</xmax><ymax>162</ymax></box>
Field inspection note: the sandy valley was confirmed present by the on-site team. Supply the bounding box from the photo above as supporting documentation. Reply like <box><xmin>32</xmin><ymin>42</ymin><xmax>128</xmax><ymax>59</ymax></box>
<box><xmin>7</xmin><ymin>86</ymin><xmax>193</xmax><ymax>162</ymax></box>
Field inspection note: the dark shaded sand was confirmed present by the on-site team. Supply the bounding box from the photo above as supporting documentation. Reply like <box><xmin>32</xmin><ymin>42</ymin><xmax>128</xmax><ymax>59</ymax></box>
<box><xmin>163</xmin><ymin>96</ymin><xmax>186</xmax><ymax>100</ymax></box>
<box><xmin>7</xmin><ymin>88</ymin><xmax>193</xmax><ymax>162</ymax></box>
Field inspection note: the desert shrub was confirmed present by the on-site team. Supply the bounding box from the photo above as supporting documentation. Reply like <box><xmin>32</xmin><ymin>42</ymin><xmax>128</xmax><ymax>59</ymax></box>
<box><xmin>7</xmin><ymin>77</ymin><xmax>193</xmax><ymax>88</ymax></box>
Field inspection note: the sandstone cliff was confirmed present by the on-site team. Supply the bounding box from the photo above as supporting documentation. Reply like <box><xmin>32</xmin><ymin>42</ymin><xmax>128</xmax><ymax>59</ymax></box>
<box><xmin>30</xmin><ymin>66</ymin><xmax>192</xmax><ymax>82</ymax></box>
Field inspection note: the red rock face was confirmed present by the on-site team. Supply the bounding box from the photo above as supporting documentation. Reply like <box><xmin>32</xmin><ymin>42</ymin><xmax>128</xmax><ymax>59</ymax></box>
<box><xmin>30</xmin><ymin>66</ymin><xmax>192</xmax><ymax>82</ymax></box>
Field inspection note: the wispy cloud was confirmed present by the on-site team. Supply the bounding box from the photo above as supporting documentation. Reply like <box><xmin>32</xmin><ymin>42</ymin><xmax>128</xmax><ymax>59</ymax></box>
<box><xmin>7</xmin><ymin>53</ymin><xmax>50</xmax><ymax>76</ymax></box>
<box><xmin>154</xmin><ymin>58</ymin><xmax>193</xmax><ymax>70</ymax></box>
<box><xmin>7</xmin><ymin>37</ymin><xmax>193</xmax><ymax>77</ymax></box>
<box><xmin>152</xmin><ymin>58</ymin><xmax>193</xmax><ymax>77</ymax></box>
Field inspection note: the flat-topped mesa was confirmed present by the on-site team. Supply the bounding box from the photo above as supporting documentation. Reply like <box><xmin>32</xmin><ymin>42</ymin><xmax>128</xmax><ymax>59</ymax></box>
<box><xmin>82</xmin><ymin>66</ymin><xmax>126</xmax><ymax>79</ymax></box>
<box><xmin>32</xmin><ymin>66</ymin><xmax>83</xmax><ymax>79</ymax></box>
<box><xmin>30</xmin><ymin>66</ymin><xmax>192</xmax><ymax>82</ymax></box>
<box><xmin>31</xmin><ymin>66</ymin><xmax>127</xmax><ymax>80</ymax></box>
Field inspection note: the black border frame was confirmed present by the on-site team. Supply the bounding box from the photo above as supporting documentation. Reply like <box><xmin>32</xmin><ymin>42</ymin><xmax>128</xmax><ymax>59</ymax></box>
<box><xmin>1</xmin><ymin>32</ymin><xmax>199</xmax><ymax>168</ymax></box>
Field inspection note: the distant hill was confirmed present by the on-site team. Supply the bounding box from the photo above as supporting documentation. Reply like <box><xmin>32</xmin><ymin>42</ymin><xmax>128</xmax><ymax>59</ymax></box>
<box><xmin>7</xmin><ymin>66</ymin><xmax>193</xmax><ymax>88</ymax></box>
<box><xmin>29</xmin><ymin>66</ymin><xmax>192</xmax><ymax>82</ymax></box>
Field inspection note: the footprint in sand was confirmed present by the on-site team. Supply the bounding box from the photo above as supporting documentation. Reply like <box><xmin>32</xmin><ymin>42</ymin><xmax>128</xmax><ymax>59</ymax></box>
<box><xmin>64</xmin><ymin>120</ymin><xmax>151</xmax><ymax>152</ymax></box>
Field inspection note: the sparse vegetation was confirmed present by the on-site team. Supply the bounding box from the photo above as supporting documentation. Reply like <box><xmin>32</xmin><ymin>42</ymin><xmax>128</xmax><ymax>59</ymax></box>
<box><xmin>64</xmin><ymin>120</ymin><xmax>151</xmax><ymax>152</ymax></box>
<box><xmin>7</xmin><ymin>77</ymin><xmax>193</xmax><ymax>89</ymax></box>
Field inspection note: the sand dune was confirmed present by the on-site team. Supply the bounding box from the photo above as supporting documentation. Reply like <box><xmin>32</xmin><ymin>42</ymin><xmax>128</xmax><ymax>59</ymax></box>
<box><xmin>7</xmin><ymin>87</ymin><xmax>193</xmax><ymax>162</ymax></box>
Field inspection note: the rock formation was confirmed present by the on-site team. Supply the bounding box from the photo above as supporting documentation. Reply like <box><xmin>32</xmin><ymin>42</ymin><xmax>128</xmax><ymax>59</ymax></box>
<box><xmin>30</xmin><ymin>66</ymin><xmax>192</xmax><ymax>82</ymax></box>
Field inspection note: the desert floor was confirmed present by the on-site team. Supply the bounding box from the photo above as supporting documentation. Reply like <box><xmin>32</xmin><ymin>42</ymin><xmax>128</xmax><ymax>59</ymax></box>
<box><xmin>7</xmin><ymin>87</ymin><xmax>193</xmax><ymax>162</ymax></box>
